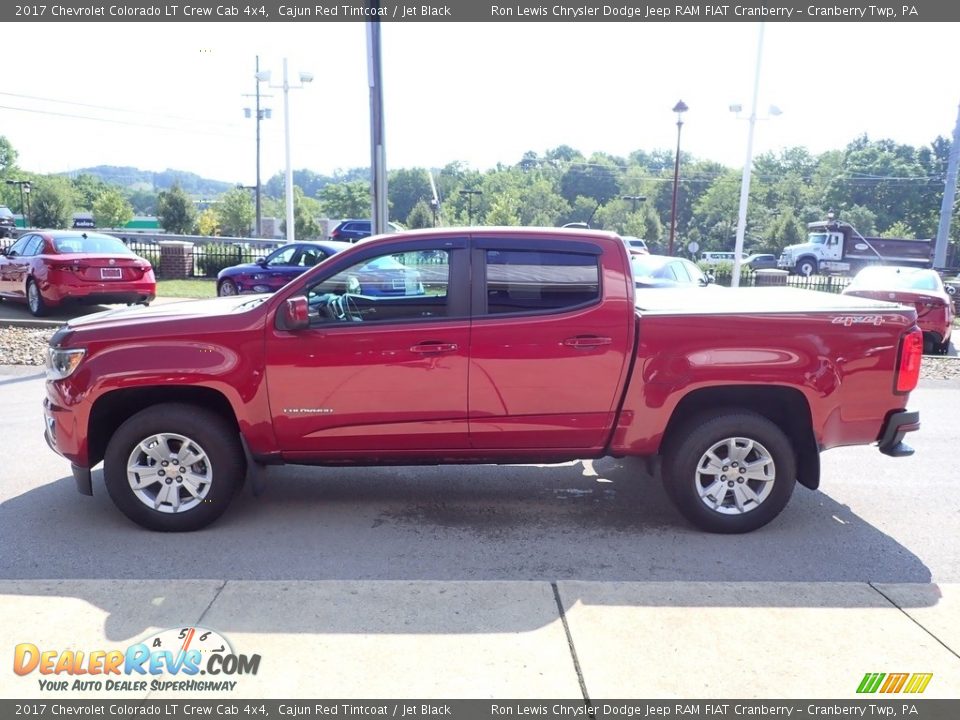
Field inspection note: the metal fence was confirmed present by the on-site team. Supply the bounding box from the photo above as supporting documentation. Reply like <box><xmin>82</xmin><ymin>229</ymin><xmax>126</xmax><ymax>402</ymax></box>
<box><xmin>123</xmin><ymin>240</ymin><xmax>272</xmax><ymax>279</ymax></box>
<box><xmin>714</xmin><ymin>270</ymin><xmax>852</xmax><ymax>294</ymax></box>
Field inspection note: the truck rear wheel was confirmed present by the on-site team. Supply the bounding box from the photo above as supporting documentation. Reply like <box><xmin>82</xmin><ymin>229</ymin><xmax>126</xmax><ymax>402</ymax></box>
<box><xmin>103</xmin><ymin>403</ymin><xmax>246</xmax><ymax>531</ymax></box>
<box><xmin>661</xmin><ymin>410</ymin><xmax>796</xmax><ymax>533</ymax></box>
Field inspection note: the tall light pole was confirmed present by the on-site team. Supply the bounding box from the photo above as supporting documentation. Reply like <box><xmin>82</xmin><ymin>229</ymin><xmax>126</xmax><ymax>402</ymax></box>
<box><xmin>731</xmin><ymin>22</ymin><xmax>773</xmax><ymax>288</ymax></box>
<box><xmin>459</xmin><ymin>189</ymin><xmax>482</xmax><ymax>225</ymax></box>
<box><xmin>668</xmin><ymin>100</ymin><xmax>688</xmax><ymax>256</ymax></box>
<box><xmin>259</xmin><ymin>58</ymin><xmax>313</xmax><ymax>243</ymax></box>
<box><xmin>6</xmin><ymin>179</ymin><xmax>30</xmax><ymax>228</ymax></box>
<box><xmin>244</xmin><ymin>56</ymin><xmax>272</xmax><ymax>238</ymax></box>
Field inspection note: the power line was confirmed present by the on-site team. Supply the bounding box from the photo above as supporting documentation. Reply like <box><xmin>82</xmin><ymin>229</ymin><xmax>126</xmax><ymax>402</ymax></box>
<box><xmin>0</xmin><ymin>104</ymin><xmax>249</xmax><ymax>141</ymax></box>
<box><xmin>0</xmin><ymin>91</ymin><xmax>238</xmax><ymax>128</ymax></box>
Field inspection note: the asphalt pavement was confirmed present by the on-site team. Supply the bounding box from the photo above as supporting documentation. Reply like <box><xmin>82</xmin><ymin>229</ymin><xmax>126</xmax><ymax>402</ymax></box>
<box><xmin>1</xmin><ymin>370</ymin><xmax>959</xmax><ymax>699</ymax></box>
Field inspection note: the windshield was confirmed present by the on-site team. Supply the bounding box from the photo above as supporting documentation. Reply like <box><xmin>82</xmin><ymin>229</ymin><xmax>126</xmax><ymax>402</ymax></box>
<box><xmin>809</xmin><ymin>234</ymin><xmax>828</xmax><ymax>245</ymax></box>
<box><xmin>630</xmin><ymin>255</ymin><xmax>671</xmax><ymax>277</ymax></box>
<box><xmin>848</xmin><ymin>266</ymin><xmax>942</xmax><ymax>292</ymax></box>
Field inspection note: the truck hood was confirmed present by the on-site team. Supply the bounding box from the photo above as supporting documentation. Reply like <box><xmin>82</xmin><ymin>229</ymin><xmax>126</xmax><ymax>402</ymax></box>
<box><xmin>65</xmin><ymin>295</ymin><xmax>270</xmax><ymax>332</ymax></box>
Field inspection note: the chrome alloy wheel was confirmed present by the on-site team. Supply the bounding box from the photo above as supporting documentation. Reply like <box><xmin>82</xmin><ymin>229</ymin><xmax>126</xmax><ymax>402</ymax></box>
<box><xmin>694</xmin><ymin>436</ymin><xmax>775</xmax><ymax>515</ymax></box>
<box><xmin>27</xmin><ymin>282</ymin><xmax>41</xmax><ymax>313</ymax></box>
<box><xmin>126</xmin><ymin>433</ymin><xmax>213</xmax><ymax>514</ymax></box>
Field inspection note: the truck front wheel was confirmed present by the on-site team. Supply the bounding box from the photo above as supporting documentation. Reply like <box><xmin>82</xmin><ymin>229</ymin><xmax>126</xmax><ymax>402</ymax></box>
<box><xmin>103</xmin><ymin>403</ymin><xmax>246</xmax><ymax>531</ymax></box>
<box><xmin>795</xmin><ymin>258</ymin><xmax>818</xmax><ymax>276</ymax></box>
<box><xmin>661</xmin><ymin>410</ymin><xmax>796</xmax><ymax>533</ymax></box>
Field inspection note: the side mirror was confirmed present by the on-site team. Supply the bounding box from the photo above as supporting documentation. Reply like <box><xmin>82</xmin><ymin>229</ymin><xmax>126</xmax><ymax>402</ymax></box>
<box><xmin>256</xmin><ymin>257</ymin><xmax>267</xmax><ymax>267</ymax></box>
<box><xmin>280</xmin><ymin>296</ymin><xmax>310</xmax><ymax>331</ymax></box>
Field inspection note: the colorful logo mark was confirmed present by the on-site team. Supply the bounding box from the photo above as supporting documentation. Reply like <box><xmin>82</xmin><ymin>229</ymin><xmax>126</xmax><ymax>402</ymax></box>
<box><xmin>857</xmin><ymin>672</ymin><xmax>933</xmax><ymax>694</ymax></box>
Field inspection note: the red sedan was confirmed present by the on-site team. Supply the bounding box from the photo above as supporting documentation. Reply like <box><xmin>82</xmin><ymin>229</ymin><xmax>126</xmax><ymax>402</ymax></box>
<box><xmin>842</xmin><ymin>265</ymin><xmax>954</xmax><ymax>354</ymax></box>
<box><xmin>0</xmin><ymin>230</ymin><xmax>155</xmax><ymax>316</ymax></box>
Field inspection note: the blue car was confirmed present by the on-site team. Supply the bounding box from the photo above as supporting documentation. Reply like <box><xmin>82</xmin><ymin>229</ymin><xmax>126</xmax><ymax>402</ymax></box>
<box><xmin>217</xmin><ymin>241</ymin><xmax>351</xmax><ymax>296</ymax></box>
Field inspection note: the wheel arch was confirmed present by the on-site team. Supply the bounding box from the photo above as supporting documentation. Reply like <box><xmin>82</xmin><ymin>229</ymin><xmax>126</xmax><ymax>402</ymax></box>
<box><xmin>88</xmin><ymin>386</ymin><xmax>240</xmax><ymax>469</ymax></box>
<box><xmin>662</xmin><ymin>385</ymin><xmax>820</xmax><ymax>490</ymax></box>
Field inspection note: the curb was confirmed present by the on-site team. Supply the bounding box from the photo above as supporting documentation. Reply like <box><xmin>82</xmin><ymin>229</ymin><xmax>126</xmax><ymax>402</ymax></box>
<box><xmin>0</xmin><ymin>319</ymin><xmax>64</xmax><ymax>329</ymax></box>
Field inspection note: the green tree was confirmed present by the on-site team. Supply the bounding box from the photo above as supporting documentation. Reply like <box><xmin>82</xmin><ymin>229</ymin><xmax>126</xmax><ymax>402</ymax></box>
<box><xmin>92</xmin><ymin>188</ymin><xmax>133</xmax><ymax>229</ymax></box>
<box><xmin>72</xmin><ymin>174</ymin><xmax>110</xmax><ymax>210</ymax></box>
<box><xmin>0</xmin><ymin>136</ymin><xmax>19</xmax><ymax>176</ymax></box>
<box><xmin>216</xmin><ymin>188</ymin><xmax>255</xmax><ymax>237</ymax></box>
<box><xmin>319</xmin><ymin>181</ymin><xmax>369</xmax><ymax>219</ymax></box>
<box><xmin>485</xmin><ymin>189</ymin><xmax>521</xmax><ymax>226</ymax></box>
<box><xmin>156</xmin><ymin>183</ymin><xmax>197</xmax><ymax>234</ymax></box>
<box><xmin>406</xmin><ymin>199</ymin><xmax>435</xmax><ymax>229</ymax></box>
<box><xmin>388</xmin><ymin>168</ymin><xmax>431</xmax><ymax>223</ymax></box>
<box><xmin>30</xmin><ymin>178</ymin><xmax>75</xmax><ymax>229</ymax></box>
<box><xmin>197</xmin><ymin>208</ymin><xmax>220</xmax><ymax>236</ymax></box>
<box><xmin>281</xmin><ymin>187</ymin><xmax>322</xmax><ymax>239</ymax></box>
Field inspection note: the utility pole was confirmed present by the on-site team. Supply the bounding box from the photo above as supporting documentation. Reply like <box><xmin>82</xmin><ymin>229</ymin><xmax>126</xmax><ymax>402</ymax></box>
<box><xmin>934</xmin><ymin>100</ymin><xmax>960</xmax><ymax>269</ymax></box>
<box><xmin>367</xmin><ymin>14</ymin><xmax>388</xmax><ymax>236</ymax></box>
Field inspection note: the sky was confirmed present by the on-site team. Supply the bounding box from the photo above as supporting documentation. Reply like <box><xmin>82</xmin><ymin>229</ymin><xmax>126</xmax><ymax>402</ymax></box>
<box><xmin>3</xmin><ymin>21</ymin><xmax>960</xmax><ymax>185</ymax></box>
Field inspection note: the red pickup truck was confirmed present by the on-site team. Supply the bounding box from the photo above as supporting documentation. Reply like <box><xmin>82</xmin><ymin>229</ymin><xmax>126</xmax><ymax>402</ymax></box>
<box><xmin>43</xmin><ymin>228</ymin><xmax>923</xmax><ymax>534</ymax></box>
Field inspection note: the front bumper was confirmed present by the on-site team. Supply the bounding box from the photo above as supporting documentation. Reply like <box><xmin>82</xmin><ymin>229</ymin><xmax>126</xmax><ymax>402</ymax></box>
<box><xmin>877</xmin><ymin>410</ymin><xmax>920</xmax><ymax>457</ymax></box>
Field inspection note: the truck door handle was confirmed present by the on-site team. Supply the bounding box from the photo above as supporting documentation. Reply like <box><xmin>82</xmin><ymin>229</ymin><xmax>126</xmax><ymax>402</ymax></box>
<box><xmin>410</xmin><ymin>342</ymin><xmax>459</xmax><ymax>354</ymax></box>
<box><xmin>563</xmin><ymin>336</ymin><xmax>612</xmax><ymax>349</ymax></box>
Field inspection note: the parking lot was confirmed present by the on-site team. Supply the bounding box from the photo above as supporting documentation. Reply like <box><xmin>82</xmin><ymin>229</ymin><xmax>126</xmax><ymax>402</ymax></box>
<box><xmin>1</xmin><ymin>363</ymin><xmax>959</xmax><ymax>699</ymax></box>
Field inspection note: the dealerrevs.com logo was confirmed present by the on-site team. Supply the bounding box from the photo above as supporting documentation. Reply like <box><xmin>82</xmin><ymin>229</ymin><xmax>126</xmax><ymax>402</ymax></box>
<box><xmin>857</xmin><ymin>672</ymin><xmax>933</xmax><ymax>694</ymax></box>
<box><xmin>13</xmin><ymin>626</ymin><xmax>261</xmax><ymax>693</ymax></box>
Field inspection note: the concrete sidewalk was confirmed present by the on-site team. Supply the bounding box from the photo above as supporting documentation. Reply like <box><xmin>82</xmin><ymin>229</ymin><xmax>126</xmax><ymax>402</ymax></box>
<box><xmin>2</xmin><ymin>581</ymin><xmax>958</xmax><ymax>699</ymax></box>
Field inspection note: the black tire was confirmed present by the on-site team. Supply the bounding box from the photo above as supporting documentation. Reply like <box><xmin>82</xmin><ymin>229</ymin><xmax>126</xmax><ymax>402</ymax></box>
<box><xmin>795</xmin><ymin>258</ymin><xmax>817</xmax><ymax>277</ymax></box>
<box><xmin>217</xmin><ymin>279</ymin><xmax>239</xmax><ymax>296</ymax></box>
<box><xmin>922</xmin><ymin>334</ymin><xmax>937</xmax><ymax>355</ymax></box>
<box><xmin>661</xmin><ymin>409</ymin><xmax>797</xmax><ymax>533</ymax></box>
<box><xmin>26</xmin><ymin>279</ymin><xmax>48</xmax><ymax>317</ymax></box>
<box><xmin>103</xmin><ymin>403</ymin><xmax>246</xmax><ymax>531</ymax></box>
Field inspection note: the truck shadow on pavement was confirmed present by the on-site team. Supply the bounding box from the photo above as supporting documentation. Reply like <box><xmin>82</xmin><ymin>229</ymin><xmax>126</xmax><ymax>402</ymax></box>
<box><xmin>0</xmin><ymin>455</ymin><xmax>942</xmax><ymax>641</ymax></box>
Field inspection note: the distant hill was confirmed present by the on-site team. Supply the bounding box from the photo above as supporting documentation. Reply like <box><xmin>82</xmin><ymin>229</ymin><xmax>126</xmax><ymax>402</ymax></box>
<box><xmin>59</xmin><ymin>166</ymin><xmax>234</xmax><ymax>197</ymax></box>
<box><xmin>60</xmin><ymin>165</ymin><xmax>371</xmax><ymax>199</ymax></box>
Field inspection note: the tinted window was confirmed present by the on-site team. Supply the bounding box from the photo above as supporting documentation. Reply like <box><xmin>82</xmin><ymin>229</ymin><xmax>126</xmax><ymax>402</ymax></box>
<box><xmin>306</xmin><ymin>249</ymin><xmax>450</xmax><ymax>325</ymax></box>
<box><xmin>23</xmin><ymin>236</ymin><xmax>45</xmax><ymax>256</ymax></box>
<box><xmin>484</xmin><ymin>250</ymin><xmax>599</xmax><ymax>315</ymax></box>
<box><xmin>670</xmin><ymin>261</ymin><xmax>690</xmax><ymax>282</ymax></box>
<box><xmin>266</xmin><ymin>246</ymin><xmax>298</xmax><ymax>266</ymax></box>
<box><xmin>6</xmin><ymin>235</ymin><xmax>31</xmax><ymax>256</ymax></box>
<box><xmin>53</xmin><ymin>234</ymin><xmax>133</xmax><ymax>255</ymax></box>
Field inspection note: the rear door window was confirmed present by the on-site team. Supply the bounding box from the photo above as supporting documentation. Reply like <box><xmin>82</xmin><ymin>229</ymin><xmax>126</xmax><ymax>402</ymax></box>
<box><xmin>482</xmin><ymin>249</ymin><xmax>600</xmax><ymax>315</ymax></box>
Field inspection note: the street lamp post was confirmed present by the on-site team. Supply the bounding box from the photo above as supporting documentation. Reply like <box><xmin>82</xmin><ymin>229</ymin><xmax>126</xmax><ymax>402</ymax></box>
<box><xmin>621</xmin><ymin>195</ymin><xmax>646</xmax><ymax>213</ymax></box>
<box><xmin>668</xmin><ymin>100</ymin><xmax>688</xmax><ymax>257</ymax></box>
<box><xmin>459</xmin><ymin>189</ymin><xmax>482</xmax><ymax>225</ymax></box>
<box><xmin>730</xmin><ymin>23</ymin><xmax>782</xmax><ymax>288</ymax></box>
<box><xmin>5</xmin><ymin>179</ymin><xmax>31</xmax><ymax>228</ymax></box>
<box><xmin>259</xmin><ymin>58</ymin><xmax>313</xmax><ymax>243</ymax></box>
<box><xmin>244</xmin><ymin>56</ymin><xmax>272</xmax><ymax>238</ymax></box>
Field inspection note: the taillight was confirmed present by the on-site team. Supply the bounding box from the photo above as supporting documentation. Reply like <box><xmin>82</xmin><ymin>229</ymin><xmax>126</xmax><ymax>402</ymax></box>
<box><xmin>895</xmin><ymin>329</ymin><xmax>923</xmax><ymax>394</ymax></box>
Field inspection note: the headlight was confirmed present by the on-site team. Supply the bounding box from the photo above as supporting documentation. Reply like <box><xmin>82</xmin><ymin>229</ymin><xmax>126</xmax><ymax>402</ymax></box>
<box><xmin>46</xmin><ymin>347</ymin><xmax>86</xmax><ymax>380</ymax></box>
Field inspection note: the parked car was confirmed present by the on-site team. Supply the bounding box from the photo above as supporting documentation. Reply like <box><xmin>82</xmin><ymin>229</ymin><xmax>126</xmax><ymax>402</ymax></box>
<box><xmin>700</xmin><ymin>251</ymin><xmax>744</xmax><ymax>267</ymax></box>
<box><xmin>631</xmin><ymin>254</ymin><xmax>714</xmax><ymax>289</ymax></box>
<box><xmin>743</xmin><ymin>253</ymin><xmax>778</xmax><ymax>271</ymax></box>
<box><xmin>0</xmin><ymin>230</ymin><xmax>155</xmax><ymax>316</ymax></box>
<box><xmin>217</xmin><ymin>241</ymin><xmax>350</xmax><ymax>296</ymax></box>
<box><xmin>842</xmin><ymin>265</ymin><xmax>954</xmax><ymax>354</ymax></box>
<box><xmin>43</xmin><ymin>228</ymin><xmax>922</xmax><ymax>533</ymax></box>
<box><xmin>621</xmin><ymin>236</ymin><xmax>650</xmax><ymax>255</ymax></box>
<box><xmin>0</xmin><ymin>206</ymin><xmax>16</xmax><ymax>239</ymax></box>
<box><xmin>329</xmin><ymin>219</ymin><xmax>403</xmax><ymax>243</ymax></box>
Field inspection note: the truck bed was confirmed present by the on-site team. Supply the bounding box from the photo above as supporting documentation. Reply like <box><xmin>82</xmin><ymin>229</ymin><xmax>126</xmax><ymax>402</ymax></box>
<box><xmin>633</xmin><ymin>287</ymin><xmax>904</xmax><ymax>314</ymax></box>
